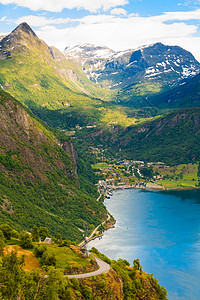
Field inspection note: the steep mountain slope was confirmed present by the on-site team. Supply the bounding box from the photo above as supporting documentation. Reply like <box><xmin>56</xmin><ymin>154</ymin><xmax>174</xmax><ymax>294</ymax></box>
<box><xmin>65</xmin><ymin>43</ymin><xmax>200</xmax><ymax>106</ymax></box>
<box><xmin>0</xmin><ymin>22</ymin><xmax>109</xmax><ymax>110</ymax></box>
<box><xmin>64</xmin><ymin>44</ymin><xmax>115</xmax><ymax>85</ymax></box>
<box><xmin>0</xmin><ymin>23</ymin><xmax>141</xmax><ymax>130</ymax></box>
<box><xmin>0</xmin><ymin>87</ymin><xmax>107</xmax><ymax>240</ymax></box>
<box><xmin>146</xmin><ymin>72</ymin><xmax>200</xmax><ymax>109</ymax></box>
<box><xmin>118</xmin><ymin>108</ymin><xmax>200</xmax><ymax>164</ymax></box>
<box><xmin>75</xmin><ymin>108</ymin><xmax>200</xmax><ymax>165</ymax></box>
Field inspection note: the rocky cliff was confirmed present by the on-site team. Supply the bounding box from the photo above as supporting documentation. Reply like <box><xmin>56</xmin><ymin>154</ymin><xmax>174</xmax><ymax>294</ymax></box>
<box><xmin>0</xmin><ymin>87</ymin><xmax>107</xmax><ymax>240</ymax></box>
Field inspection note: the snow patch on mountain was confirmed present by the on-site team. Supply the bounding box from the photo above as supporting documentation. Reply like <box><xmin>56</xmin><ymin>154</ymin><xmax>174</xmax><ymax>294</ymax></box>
<box><xmin>64</xmin><ymin>43</ymin><xmax>114</xmax><ymax>62</ymax></box>
<box><xmin>64</xmin><ymin>42</ymin><xmax>200</xmax><ymax>89</ymax></box>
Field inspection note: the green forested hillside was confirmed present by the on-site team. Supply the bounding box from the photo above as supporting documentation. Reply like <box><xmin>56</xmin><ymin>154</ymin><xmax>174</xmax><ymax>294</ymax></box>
<box><xmin>73</xmin><ymin>108</ymin><xmax>200</xmax><ymax>165</ymax></box>
<box><xmin>0</xmin><ymin>222</ymin><xmax>168</xmax><ymax>300</ymax></box>
<box><xmin>147</xmin><ymin>73</ymin><xmax>200</xmax><ymax>109</ymax></box>
<box><xmin>118</xmin><ymin>108</ymin><xmax>200</xmax><ymax>164</ymax></box>
<box><xmin>0</xmin><ymin>87</ymin><xmax>107</xmax><ymax>241</ymax></box>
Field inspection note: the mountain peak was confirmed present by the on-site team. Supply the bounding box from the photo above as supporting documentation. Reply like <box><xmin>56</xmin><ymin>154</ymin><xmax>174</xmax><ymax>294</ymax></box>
<box><xmin>12</xmin><ymin>22</ymin><xmax>37</xmax><ymax>37</ymax></box>
<box><xmin>0</xmin><ymin>22</ymin><xmax>42</xmax><ymax>59</ymax></box>
<box><xmin>0</xmin><ymin>22</ymin><xmax>38</xmax><ymax>46</ymax></box>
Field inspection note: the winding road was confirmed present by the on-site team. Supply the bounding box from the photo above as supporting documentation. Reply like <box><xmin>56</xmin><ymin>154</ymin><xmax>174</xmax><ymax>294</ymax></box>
<box><xmin>43</xmin><ymin>256</ymin><xmax>110</xmax><ymax>280</ymax></box>
<box><xmin>67</xmin><ymin>256</ymin><xmax>110</xmax><ymax>279</ymax></box>
<box><xmin>78</xmin><ymin>214</ymin><xmax>111</xmax><ymax>248</ymax></box>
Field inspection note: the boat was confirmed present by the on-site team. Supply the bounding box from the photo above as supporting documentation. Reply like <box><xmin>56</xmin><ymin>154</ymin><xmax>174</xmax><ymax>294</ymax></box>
<box><xmin>107</xmin><ymin>191</ymin><xmax>113</xmax><ymax>196</ymax></box>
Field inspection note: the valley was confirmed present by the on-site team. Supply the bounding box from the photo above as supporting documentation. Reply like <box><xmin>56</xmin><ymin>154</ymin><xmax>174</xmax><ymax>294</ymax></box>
<box><xmin>0</xmin><ymin>21</ymin><xmax>200</xmax><ymax>299</ymax></box>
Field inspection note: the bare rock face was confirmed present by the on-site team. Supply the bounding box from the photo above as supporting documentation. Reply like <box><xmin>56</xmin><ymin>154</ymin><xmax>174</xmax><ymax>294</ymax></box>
<box><xmin>64</xmin><ymin>42</ymin><xmax>200</xmax><ymax>90</ymax></box>
<box><xmin>0</xmin><ymin>22</ymin><xmax>60</xmax><ymax>64</ymax></box>
<box><xmin>62</xmin><ymin>140</ymin><xmax>78</xmax><ymax>165</ymax></box>
<box><xmin>0</xmin><ymin>89</ymin><xmax>77</xmax><ymax>183</ymax></box>
<box><xmin>0</xmin><ymin>22</ymin><xmax>40</xmax><ymax>59</ymax></box>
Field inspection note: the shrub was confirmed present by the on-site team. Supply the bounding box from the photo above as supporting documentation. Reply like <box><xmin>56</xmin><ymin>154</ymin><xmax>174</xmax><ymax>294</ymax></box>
<box><xmin>20</xmin><ymin>233</ymin><xmax>34</xmax><ymax>249</ymax></box>
<box><xmin>0</xmin><ymin>224</ymin><xmax>13</xmax><ymax>240</ymax></box>
<box><xmin>34</xmin><ymin>244</ymin><xmax>47</xmax><ymax>257</ymax></box>
<box><xmin>71</xmin><ymin>278</ymin><xmax>80</xmax><ymax>290</ymax></box>
<box><xmin>81</xmin><ymin>285</ymin><xmax>93</xmax><ymax>300</ymax></box>
<box><xmin>0</xmin><ymin>230</ymin><xmax>5</xmax><ymax>256</ymax></box>
<box><xmin>41</xmin><ymin>251</ymin><xmax>56</xmax><ymax>266</ymax></box>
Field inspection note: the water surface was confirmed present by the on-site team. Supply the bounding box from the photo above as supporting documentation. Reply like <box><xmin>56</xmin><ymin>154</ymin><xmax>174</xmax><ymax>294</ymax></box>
<box><xmin>88</xmin><ymin>189</ymin><xmax>200</xmax><ymax>300</ymax></box>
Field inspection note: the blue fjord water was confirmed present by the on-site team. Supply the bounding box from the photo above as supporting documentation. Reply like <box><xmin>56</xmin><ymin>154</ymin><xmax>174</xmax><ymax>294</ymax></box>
<box><xmin>88</xmin><ymin>189</ymin><xmax>200</xmax><ymax>300</ymax></box>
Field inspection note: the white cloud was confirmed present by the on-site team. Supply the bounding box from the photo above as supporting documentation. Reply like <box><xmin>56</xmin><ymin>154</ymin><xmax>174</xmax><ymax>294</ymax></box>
<box><xmin>36</xmin><ymin>13</ymin><xmax>199</xmax><ymax>60</ymax></box>
<box><xmin>7</xmin><ymin>7</ymin><xmax>200</xmax><ymax>61</ymax></box>
<box><xmin>0</xmin><ymin>16</ymin><xmax>7</xmax><ymax>21</ymax></box>
<box><xmin>154</xmin><ymin>8</ymin><xmax>200</xmax><ymax>22</ymax></box>
<box><xmin>16</xmin><ymin>15</ymin><xmax>70</xmax><ymax>26</ymax></box>
<box><xmin>159</xmin><ymin>36</ymin><xmax>200</xmax><ymax>61</ymax></box>
<box><xmin>40</xmin><ymin>26</ymin><xmax>57</xmax><ymax>31</ymax></box>
<box><xmin>110</xmin><ymin>8</ymin><xmax>127</xmax><ymax>15</ymax></box>
<box><xmin>74</xmin><ymin>14</ymin><xmax>118</xmax><ymax>24</ymax></box>
<box><xmin>0</xmin><ymin>0</ymin><xmax>128</xmax><ymax>12</ymax></box>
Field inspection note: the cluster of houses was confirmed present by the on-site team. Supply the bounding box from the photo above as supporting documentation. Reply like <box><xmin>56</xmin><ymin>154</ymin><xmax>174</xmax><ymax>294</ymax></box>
<box><xmin>96</xmin><ymin>159</ymin><xmax>167</xmax><ymax>193</ymax></box>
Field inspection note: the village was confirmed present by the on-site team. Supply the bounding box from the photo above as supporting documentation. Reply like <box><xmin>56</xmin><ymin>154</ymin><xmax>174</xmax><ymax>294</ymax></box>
<box><xmin>92</xmin><ymin>157</ymin><xmax>199</xmax><ymax>193</ymax></box>
<box><xmin>93</xmin><ymin>159</ymin><xmax>167</xmax><ymax>195</ymax></box>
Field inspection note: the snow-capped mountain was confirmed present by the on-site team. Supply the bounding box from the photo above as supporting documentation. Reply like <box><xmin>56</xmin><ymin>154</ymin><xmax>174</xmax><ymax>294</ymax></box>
<box><xmin>64</xmin><ymin>43</ymin><xmax>115</xmax><ymax>61</ymax></box>
<box><xmin>64</xmin><ymin>42</ymin><xmax>200</xmax><ymax>90</ymax></box>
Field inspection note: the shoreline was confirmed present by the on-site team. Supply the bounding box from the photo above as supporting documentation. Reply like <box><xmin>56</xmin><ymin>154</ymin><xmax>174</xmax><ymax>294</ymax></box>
<box><xmin>85</xmin><ymin>184</ymin><xmax>200</xmax><ymax>247</ymax></box>
<box><xmin>163</xmin><ymin>186</ymin><xmax>200</xmax><ymax>191</ymax></box>
<box><xmin>87</xmin><ymin>184</ymin><xmax>200</xmax><ymax>300</ymax></box>
<box><xmin>78</xmin><ymin>213</ymin><xmax>115</xmax><ymax>248</ymax></box>
<box><xmin>103</xmin><ymin>183</ymin><xmax>200</xmax><ymax>193</ymax></box>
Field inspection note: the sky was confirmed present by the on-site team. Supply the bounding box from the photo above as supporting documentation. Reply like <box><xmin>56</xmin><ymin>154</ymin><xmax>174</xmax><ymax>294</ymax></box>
<box><xmin>1</xmin><ymin>0</ymin><xmax>200</xmax><ymax>60</ymax></box>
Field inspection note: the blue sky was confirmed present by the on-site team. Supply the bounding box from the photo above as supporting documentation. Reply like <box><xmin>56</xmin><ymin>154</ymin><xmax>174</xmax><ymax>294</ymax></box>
<box><xmin>1</xmin><ymin>0</ymin><xmax>200</xmax><ymax>60</ymax></box>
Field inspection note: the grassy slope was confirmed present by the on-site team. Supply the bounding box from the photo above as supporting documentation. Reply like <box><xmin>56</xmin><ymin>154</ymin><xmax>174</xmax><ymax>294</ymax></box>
<box><xmin>0</xmin><ymin>23</ymin><xmax>160</xmax><ymax>133</ymax></box>
<box><xmin>112</xmin><ymin>80</ymin><xmax>164</xmax><ymax>107</ymax></box>
<box><xmin>0</xmin><ymin>50</ymin><xmax>149</xmax><ymax>130</ymax></box>
<box><xmin>156</xmin><ymin>163</ymin><xmax>198</xmax><ymax>189</ymax></box>
<box><xmin>5</xmin><ymin>243</ymin><xmax>93</xmax><ymax>272</ymax></box>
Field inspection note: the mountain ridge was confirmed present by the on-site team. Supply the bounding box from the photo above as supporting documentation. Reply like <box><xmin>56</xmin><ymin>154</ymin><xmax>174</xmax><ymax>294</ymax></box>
<box><xmin>64</xmin><ymin>42</ymin><xmax>200</xmax><ymax>86</ymax></box>
<box><xmin>64</xmin><ymin>42</ymin><xmax>200</xmax><ymax>106</ymax></box>
<box><xmin>0</xmin><ymin>22</ymin><xmax>104</xmax><ymax>110</ymax></box>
